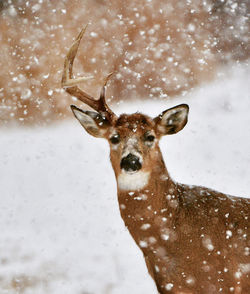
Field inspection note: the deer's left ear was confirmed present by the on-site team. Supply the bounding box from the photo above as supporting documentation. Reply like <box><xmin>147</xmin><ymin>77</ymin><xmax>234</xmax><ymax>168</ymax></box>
<box><xmin>154</xmin><ymin>104</ymin><xmax>189</xmax><ymax>135</ymax></box>
<box><xmin>71</xmin><ymin>105</ymin><xmax>111</xmax><ymax>138</ymax></box>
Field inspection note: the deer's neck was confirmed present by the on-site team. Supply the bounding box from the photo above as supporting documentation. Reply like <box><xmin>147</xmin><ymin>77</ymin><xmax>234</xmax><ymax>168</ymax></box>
<box><xmin>116</xmin><ymin>151</ymin><xmax>178</xmax><ymax>238</ymax></box>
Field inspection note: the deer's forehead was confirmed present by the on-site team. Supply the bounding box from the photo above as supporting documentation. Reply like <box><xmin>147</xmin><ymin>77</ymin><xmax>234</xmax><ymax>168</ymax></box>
<box><xmin>115</xmin><ymin>113</ymin><xmax>154</xmax><ymax>132</ymax></box>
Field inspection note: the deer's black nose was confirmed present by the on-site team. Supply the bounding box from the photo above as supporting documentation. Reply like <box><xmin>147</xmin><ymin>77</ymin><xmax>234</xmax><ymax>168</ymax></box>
<box><xmin>120</xmin><ymin>153</ymin><xmax>142</xmax><ymax>172</ymax></box>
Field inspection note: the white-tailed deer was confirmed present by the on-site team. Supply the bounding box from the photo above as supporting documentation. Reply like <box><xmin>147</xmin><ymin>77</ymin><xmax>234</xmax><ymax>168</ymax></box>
<box><xmin>62</xmin><ymin>28</ymin><xmax>250</xmax><ymax>294</ymax></box>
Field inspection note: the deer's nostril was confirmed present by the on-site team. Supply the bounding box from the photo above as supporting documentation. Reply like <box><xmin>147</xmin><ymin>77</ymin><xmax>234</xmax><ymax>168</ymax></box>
<box><xmin>120</xmin><ymin>153</ymin><xmax>142</xmax><ymax>172</ymax></box>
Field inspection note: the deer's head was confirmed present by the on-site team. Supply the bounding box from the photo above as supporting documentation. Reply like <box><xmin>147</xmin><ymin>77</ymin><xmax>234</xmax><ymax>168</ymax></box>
<box><xmin>62</xmin><ymin>27</ymin><xmax>189</xmax><ymax>191</ymax></box>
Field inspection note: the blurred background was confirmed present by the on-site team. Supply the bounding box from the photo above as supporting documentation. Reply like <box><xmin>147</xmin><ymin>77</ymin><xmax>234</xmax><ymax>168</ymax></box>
<box><xmin>0</xmin><ymin>0</ymin><xmax>249</xmax><ymax>125</ymax></box>
<box><xmin>0</xmin><ymin>0</ymin><xmax>249</xmax><ymax>293</ymax></box>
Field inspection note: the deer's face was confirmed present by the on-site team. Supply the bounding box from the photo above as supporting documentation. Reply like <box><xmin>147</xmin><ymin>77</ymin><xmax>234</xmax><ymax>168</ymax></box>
<box><xmin>71</xmin><ymin>104</ymin><xmax>189</xmax><ymax>191</ymax></box>
<box><xmin>108</xmin><ymin>113</ymin><xmax>157</xmax><ymax>174</ymax></box>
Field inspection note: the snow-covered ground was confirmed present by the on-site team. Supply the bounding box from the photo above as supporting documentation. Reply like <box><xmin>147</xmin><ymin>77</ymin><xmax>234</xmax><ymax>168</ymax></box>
<box><xmin>0</xmin><ymin>63</ymin><xmax>249</xmax><ymax>294</ymax></box>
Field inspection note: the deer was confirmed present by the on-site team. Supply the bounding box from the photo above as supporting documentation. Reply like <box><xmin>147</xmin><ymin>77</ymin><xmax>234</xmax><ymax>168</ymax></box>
<box><xmin>61</xmin><ymin>27</ymin><xmax>250</xmax><ymax>294</ymax></box>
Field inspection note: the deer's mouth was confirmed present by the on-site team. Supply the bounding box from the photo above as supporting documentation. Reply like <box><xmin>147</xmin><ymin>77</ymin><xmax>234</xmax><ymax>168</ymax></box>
<box><xmin>120</xmin><ymin>153</ymin><xmax>142</xmax><ymax>173</ymax></box>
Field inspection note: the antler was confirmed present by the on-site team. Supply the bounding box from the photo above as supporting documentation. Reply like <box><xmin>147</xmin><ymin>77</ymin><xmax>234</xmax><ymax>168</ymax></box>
<box><xmin>61</xmin><ymin>26</ymin><xmax>116</xmax><ymax>122</ymax></box>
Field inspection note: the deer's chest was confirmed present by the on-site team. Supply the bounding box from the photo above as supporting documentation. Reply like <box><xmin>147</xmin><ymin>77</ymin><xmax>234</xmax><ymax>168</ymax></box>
<box><xmin>118</xmin><ymin>194</ymin><xmax>179</xmax><ymax>255</ymax></box>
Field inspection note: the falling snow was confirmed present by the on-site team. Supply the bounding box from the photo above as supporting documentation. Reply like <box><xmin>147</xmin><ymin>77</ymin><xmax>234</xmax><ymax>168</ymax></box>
<box><xmin>0</xmin><ymin>62</ymin><xmax>249</xmax><ymax>293</ymax></box>
<box><xmin>0</xmin><ymin>0</ymin><xmax>249</xmax><ymax>293</ymax></box>
<box><xmin>0</xmin><ymin>0</ymin><xmax>249</xmax><ymax>125</ymax></box>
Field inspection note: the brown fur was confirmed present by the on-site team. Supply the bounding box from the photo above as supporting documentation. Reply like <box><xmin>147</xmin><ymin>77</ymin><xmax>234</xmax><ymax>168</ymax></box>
<box><xmin>65</xmin><ymin>24</ymin><xmax>250</xmax><ymax>293</ymax></box>
<box><xmin>117</xmin><ymin>161</ymin><xmax>250</xmax><ymax>293</ymax></box>
<box><xmin>72</xmin><ymin>107</ymin><xmax>250</xmax><ymax>293</ymax></box>
<box><xmin>114</xmin><ymin>115</ymin><xmax>250</xmax><ymax>294</ymax></box>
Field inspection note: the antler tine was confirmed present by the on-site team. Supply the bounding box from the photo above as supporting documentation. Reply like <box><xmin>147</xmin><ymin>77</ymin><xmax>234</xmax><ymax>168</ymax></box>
<box><xmin>99</xmin><ymin>72</ymin><xmax>116</xmax><ymax>116</ymax></box>
<box><xmin>62</xmin><ymin>26</ymin><xmax>116</xmax><ymax>121</ymax></box>
<box><xmin>100</xmin><ymin>72</ymin><xmax>114</xmax><ymax>101</ymax></box>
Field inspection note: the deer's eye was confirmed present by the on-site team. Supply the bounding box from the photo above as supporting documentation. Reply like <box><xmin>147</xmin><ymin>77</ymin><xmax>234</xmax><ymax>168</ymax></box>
<box><xmin>144</xmin><ymin>134</ymin><xmax>155</xmax><ymax>142</ymax></box>
<box><xmin>110</xmin><ymin>134</ymin><xmax>120</xmax><ymax>144</ymax></box>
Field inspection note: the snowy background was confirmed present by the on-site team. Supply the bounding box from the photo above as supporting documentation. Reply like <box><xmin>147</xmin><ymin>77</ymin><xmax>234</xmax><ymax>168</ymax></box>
<box><xmin>0</xmin><ymin>0</ymin><xmax>249</xmax><ymax>125</ymax></box>
<box><xmin>1</xmin><ymin>63</ymin><xmax>249</xmax><ymax>294</ymax></box>
<box><xmin>0</xmin><ymin>0</ymin><xmax>250</xmax><ymax>293</ymax></box>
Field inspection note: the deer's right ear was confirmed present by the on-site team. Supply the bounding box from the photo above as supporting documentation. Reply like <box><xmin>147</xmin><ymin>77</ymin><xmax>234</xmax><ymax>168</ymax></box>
<box><xmin>154</xmin><ymin>104</ymin><xmax>189</xmax><ymax>136</ymax></box>
<box><xmin>71</xmin><ymin>105</ymin><xmax>110</xmax><ymax>138</ymax></box>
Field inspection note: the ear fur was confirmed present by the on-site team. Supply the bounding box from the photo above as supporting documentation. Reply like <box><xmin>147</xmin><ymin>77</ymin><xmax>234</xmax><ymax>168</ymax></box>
<box><xmin>155</xmin><ymin>104</ymin><xmax>189</xmax><ymax>135</ymax></box>
<box><xmin>71</xmin><ymin>105</ymin><xmax>110</xmax><ymax>138</ymax></box>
